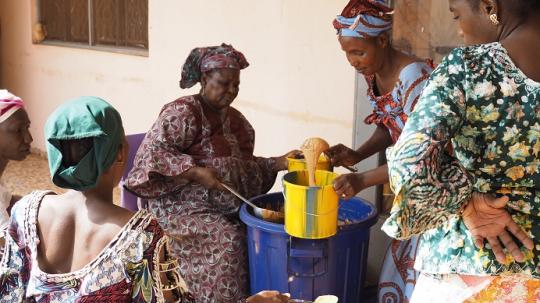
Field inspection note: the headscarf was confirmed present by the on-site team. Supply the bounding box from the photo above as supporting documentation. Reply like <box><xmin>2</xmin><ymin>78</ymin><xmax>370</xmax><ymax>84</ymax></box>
<box><xmin>45</xmin><ymin>96</ymin><xmax>124</xmax><ymax>191</ymax></box>
<box><xmin>0</xmin><ymin>90</ymin><xmax>24</xmax><ymax>124</ymax></box>
<box><xmin>179</xmin><ymin>43</ymin><xmax>249</xmax><ymax>89</ymax></box>
<box><xmin>333</xmin><ymin>0</ymin><xmax>393</xmax><ymax>38</ymax></box>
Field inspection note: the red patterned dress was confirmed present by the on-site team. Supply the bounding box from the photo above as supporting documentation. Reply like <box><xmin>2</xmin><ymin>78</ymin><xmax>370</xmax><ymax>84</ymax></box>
<box><xmin>364</xmin><ymin>60</ymin><xmax>435</xmax><ymax>303</ymax></box>
<box><xmin>0</xmin><ymin>191</ymin><xmax>194</xmax><ymax>302</ymax></box>
<box><xmin>126</xmin><ymin>95</ymin><xmax>278</xmax><ymax>303</ymax></box>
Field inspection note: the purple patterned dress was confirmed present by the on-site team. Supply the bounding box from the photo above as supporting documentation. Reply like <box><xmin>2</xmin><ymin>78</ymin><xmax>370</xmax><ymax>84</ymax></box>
<box><xmin>126</xmin><ymin>95</ymin><xmax>278</xmax><ymax>303</ymax></box>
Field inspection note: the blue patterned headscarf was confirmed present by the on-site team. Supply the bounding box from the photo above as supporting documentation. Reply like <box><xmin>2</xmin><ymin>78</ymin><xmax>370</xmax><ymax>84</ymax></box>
<box><xmin>333</xmin><ymin>0</ymin><xmax>393</xmax><ymax>38</ymax></box>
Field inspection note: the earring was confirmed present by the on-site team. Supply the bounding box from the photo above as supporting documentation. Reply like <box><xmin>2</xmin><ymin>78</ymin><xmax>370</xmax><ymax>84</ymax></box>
<box><xmin>490</xmin><ymin>14</ymin><xmax>499</xmax><ymax>26</ymax></box>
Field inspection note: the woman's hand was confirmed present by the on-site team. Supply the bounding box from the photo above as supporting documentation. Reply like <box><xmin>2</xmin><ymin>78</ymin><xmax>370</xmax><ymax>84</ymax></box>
<box><xmin>463</xmin><ymin>193</ymin><xmax>534</xmax><ymax>264</ymax></box>
<box><xmin>246</xmin><ymin>291</ymin><xmax>290</xmax><ymax>303</ymax></box>
<box><xmin>333</xmin><ymin>173</ymin><xmax>366</xmax><ymax>200</ymax></box>
<box><xmin>182</xmin><ymin>167</ymin><xmax>222</xmax><ymax>190</ymax></box>
<box><xmin>324</xmin><ymin>144</ymin><xmax>361</xmax><ymax>167</ymax></box>
<box><xmin>273</xmin><ymin>150</ymin><xmax>302</xmax><ymax>171</ymax></box>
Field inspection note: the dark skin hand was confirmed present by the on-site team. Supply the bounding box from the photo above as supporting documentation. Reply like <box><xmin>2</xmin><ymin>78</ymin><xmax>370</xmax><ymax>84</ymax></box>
<box><xmin>463</xmin><ymin>193</ymin><xmax>534</xmax><ymax>264</ymax></box>
<box><xmin>325</xmin><ymin>125</ymin><xmax>393</xmax><ymax>167</ymax></box>
<box><xmin>181</xmin><ymin>149</ymin><xmax>299</xmax><ymax>191</ymax></box>
<box><xmin>334</xmin><ymin>165</ymin><xmax>388</xmax><ymax>200</ymax></box>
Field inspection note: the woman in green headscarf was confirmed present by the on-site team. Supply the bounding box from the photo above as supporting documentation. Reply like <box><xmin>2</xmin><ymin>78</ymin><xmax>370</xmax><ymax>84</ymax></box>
<box><xmin>0</xmin><ymin>96</ymin><xmax>288</xmax><ymax>303</ymax></box>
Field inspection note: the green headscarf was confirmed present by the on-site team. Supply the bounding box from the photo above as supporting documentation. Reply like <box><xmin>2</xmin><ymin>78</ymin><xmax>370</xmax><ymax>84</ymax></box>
<box><xmin>45</xmin><ymin>96</ymin><xmax>124</xmax><ymax>190</ymax></box>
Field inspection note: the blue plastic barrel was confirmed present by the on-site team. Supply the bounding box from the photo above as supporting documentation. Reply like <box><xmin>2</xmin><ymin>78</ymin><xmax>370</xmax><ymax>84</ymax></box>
<box><xmin>239</xmin><ymin>192</ymin><xmax>378</xmax><ymax>303</ymax></box>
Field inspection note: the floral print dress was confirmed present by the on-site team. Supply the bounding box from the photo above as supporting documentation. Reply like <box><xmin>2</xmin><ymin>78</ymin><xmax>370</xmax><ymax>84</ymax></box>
<box><xmin>0</xmin><ymin>191</ymin><xmax>194</xmax><ymax>303</ymax></box>
<box><xmin>383</xmin><ymin>43</ymin><xmax>540</xmax><ymax>300</ymax></box>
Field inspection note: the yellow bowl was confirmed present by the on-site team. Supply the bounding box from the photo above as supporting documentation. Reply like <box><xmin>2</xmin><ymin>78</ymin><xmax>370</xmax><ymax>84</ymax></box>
<box><xmin>287</xmin><ymin>155</ymin><xmax>332</xmax><ymax>172</ymax></box>
<box><xmin>283</xmin><ymin>170</ymin><xmax>338</xmax><ymax>239</ymax></box>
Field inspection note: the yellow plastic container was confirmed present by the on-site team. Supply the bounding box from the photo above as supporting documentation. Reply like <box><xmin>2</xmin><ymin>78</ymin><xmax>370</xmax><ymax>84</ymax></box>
<box><xmin>283</xmin><ymin>170</ymin><xmax>339</xmax><ymax>239</ymax></box>
<box><xmin>287</xmin><ymin>155</ymin><xmax>332</xmax><ymax>172</ymax></box>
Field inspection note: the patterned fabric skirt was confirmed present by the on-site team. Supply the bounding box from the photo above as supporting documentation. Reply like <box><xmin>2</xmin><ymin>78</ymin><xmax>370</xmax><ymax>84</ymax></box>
<box><xmin>148</xmin><ymin>197</ymin><xmax>249</xmax><ymax>303</ymax></box>
<box><xmin>411</xmin><ymin>273</ymin><xmax>540</xmax><ymax>303</ymax></box>
<box><xmin>378</xmin><ymin>237</ymin><xmax>420</xmax><ymax>303</ymax></box>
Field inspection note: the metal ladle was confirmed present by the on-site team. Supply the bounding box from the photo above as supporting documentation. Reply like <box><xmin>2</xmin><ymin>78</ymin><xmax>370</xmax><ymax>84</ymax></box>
<box><xmin>221</xmin><ymin>183</ymin><xmax>284</xmax><ymax>224</ymax></box>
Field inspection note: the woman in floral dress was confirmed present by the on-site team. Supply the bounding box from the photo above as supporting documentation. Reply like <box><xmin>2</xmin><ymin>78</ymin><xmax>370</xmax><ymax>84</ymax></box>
<box><xmin>325</xmin><ymin>1</ymin><xmax>434</xmax><ymax>301</ymax></box>
<box><xmin>383</xmin><ymin>0</ymin><xmax>540</xmax><ymax>301</ymax></box>
<box><xmin>125</xmin><ymin>44</ymin><xmax>296</xmax><ymax>303</ymax></box>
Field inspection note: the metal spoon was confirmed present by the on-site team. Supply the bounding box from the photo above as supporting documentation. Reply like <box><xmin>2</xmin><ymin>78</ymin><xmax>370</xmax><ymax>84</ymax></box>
<box><xmin>221</xmin><ymin>183</ymin><xmax>284</xmax><ymax>223</ymax></box>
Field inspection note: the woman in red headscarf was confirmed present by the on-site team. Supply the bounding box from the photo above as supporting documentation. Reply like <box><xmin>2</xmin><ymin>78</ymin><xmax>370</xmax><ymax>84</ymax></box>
<box><xmin>324</xmin><ymin>1</ymin><xmax>435</xmax><ymax>302</ymax></box>
<box><xmin>126</xmin><ymin>44</ymin><xmax>296</xmax><ymax>303</ymax></box>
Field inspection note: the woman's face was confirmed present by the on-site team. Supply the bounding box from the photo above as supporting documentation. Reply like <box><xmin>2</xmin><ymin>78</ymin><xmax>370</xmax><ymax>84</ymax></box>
<box><xmin>338</xmin><ymin>35</ymin><xmax>385</xmax><ymax>76</ymax></box>
<box><xmin>449</xmin><ymin>0</ymin><xmax>499</xmax><ymax>45</ymax></box>
<box><xmin>201</xmin><ymin>69</ymin><xmax>240</xmax><ymax>110</ymax></box>
<box><xmin>0</xmin><ymin>109</ymin><xmax>33</xmax><ymax>161</ymax></box>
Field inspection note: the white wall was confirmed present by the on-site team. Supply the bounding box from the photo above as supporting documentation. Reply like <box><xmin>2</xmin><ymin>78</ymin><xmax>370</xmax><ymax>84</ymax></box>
<box><xmin>0</xmin><ymin>0</ymin><xmax>357</xmax><ymax>160</ymax></box>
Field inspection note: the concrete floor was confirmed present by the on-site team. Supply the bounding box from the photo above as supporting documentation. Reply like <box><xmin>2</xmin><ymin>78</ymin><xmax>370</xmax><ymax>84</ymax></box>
<box><xmin>3</xmin><ymin>153</ymin><xmax>120</xmax><ymax>203</ymax></box>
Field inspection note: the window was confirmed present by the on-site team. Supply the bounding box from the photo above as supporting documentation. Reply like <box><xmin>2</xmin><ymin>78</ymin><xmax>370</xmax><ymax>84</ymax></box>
<box><xmin>38</xmin><ymin>0</ymin><xmax>148</xmax><ymax>54</ymax></box>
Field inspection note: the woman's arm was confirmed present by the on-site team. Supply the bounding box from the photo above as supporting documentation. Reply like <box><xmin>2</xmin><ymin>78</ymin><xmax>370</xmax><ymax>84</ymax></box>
<box><xmin>355</xmin><ymin>125</ymin><xmax>394</xmax><ymax>162</ymax></box>
<box><xmin>326</xmin><ymin>125</ymin><xmax>392</xmax><ymax>167</ymax></box>
<box><xmin>125</xmin><ymin>101</ymin><xmax>202</xmax><ymax>198</ymax></box>
<box><xmin>333</xmin><ymin>164</ymin><xmax>389</xmax><ymax>200</ymax></box>
<box><xmin>382</xmin><ymin>48</ymin><xmax>473</xmax><ymax>239</ymax></box>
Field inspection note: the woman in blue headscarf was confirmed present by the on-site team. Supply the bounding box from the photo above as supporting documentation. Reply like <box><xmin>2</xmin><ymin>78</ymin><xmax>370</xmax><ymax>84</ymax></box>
<box><xmin>0</xmin><ymin>97</ymin><xmax>289</xmax><ymax>303</ymax></box>
<box><xmin>324</xmin><ymin>1</ymin><xmax>435</xmax><ymax>302</ymax></box>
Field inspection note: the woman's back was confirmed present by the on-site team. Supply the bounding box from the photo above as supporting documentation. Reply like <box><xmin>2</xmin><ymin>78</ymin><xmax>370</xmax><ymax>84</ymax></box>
<box><xmin>1</xmin><ymin>191</ymin><xmax>191</xmax><ymax>302</ymax></box>
<box><xmin>36</xmin><ymin>191</ymin><xmax>133</xmax><ymax>274</ymax></box>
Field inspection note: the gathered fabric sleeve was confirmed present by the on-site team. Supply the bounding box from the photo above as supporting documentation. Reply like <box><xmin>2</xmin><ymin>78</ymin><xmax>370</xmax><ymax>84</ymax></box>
<box><xmin>0</xmin><ymin>201</ymin><xmax>30</xmax><ymax>302</ymax></box>
<box><xmin>231</xmin><ymin>108</ymin><xmax>279</xmax><ymax>197</ymax></box>
<box><xmin>126</xmin><ymin>100</ymin><xmax>201</xmax><ymax>199</ymax></box>
<box><xmin>253</xmin><ymin>156</ymin><xmax>278</xmax><ymax>194</ymax></box>
<box><xmin>399</xmin><ymin>61</ymin><xmax>434</xmax><ymax>118</ymax></box>
<box><xmin>382</xmin><ymin>49</ymin><xmax>474</xmax><ymax>240</ymax></box>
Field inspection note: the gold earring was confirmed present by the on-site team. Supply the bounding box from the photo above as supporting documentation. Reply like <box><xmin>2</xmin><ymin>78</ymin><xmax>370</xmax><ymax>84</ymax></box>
<box><xmin>490</xmin><ymin>14</ymin><xmax>499</xmax><ymax>26</ymax></box>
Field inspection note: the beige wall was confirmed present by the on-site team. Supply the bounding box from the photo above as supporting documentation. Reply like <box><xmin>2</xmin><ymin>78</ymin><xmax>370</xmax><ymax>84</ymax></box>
<box><xmin>0</xmin><ymin>0</ymin><xmax>357</xmax><ymax>162</ymax></box>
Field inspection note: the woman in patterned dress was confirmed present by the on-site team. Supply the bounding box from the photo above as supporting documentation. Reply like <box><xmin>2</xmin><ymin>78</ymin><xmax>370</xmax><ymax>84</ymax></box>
<box><xmin>382</xmin><ymin>0</ymin><xmax>540</xmax><ymax>301</ymax></box>
<box><xmin>0</xmin><ymin>90</ymin><xmax>32</xmax><ymax>257</ymax></box>
<box><xmin>325</xmin><ymin>1</ymin><xmax>434</xmax><ymax>302</ymax></box>
<box><xmin>0</xmin><ymin>97</ymin><xmax>289</xmax><ymax>303</ymax></box>
<box><xmin>125</xmin><ymin>44</ymin><xmax>296</xmax><ymax>303</ymax></box>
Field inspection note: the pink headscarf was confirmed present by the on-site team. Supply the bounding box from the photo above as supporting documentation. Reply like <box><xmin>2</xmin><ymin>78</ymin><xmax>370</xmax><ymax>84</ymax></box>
<box><xmin>0</xmin><ymin>90</ymin><xmax>24</xmax><ymax>124</ymax></box>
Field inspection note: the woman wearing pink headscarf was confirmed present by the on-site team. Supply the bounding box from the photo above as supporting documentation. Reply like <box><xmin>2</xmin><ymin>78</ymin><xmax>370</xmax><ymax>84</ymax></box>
<box><xmin>0</xmin><ymin>89</ymin><xmax>32</xmax><ymax>252</ymax></box>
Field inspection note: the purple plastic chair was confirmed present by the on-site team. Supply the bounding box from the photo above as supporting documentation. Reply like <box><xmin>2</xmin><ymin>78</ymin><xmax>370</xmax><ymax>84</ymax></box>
<box><xmin>120</xmin><ymin>133</ymin><xmax>147</xmax><ymax>211</ymax></box>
